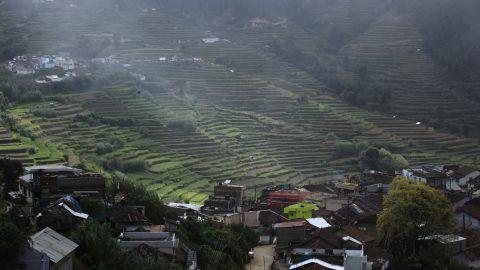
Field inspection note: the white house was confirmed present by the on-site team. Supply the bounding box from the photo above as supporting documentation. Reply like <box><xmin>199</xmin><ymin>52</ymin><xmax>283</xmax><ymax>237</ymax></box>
<box><xmin>202</xmin><ymin>37</ymin><xmax>221</xmax><ymax>44</ymax></box>
<box><xmin>454</xmin><ymin>166</ymin><xmax>480</xmax><ymax>186</ymax></box>
<box><xmin>16</xmin><ymin>66</ymin><xmax>35</xmax><ymax>75</ymax></box>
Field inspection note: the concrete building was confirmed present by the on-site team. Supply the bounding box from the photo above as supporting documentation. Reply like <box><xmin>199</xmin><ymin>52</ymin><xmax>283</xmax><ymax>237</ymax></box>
<box><xmin>18</xmin><ymin>165</ymin><xmax>106</xmax><ymax>211</ymax></box>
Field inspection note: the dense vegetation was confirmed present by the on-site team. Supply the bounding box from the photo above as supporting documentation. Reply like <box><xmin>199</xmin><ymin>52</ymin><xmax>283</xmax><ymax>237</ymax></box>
<box><xmin>179</xmin><ymin>218</ymin><xmax>259</xmax><ymax>270</ymax></box>
<box><xmin>0</xmin><ymin>0</ymin><xmax>478</xmax><ymax>203</ymax></box>
<box><xmin>377</xmin><ymin>177</ymin><xmax>459</xmax><ymax>269</ymax></box>
<box><xmin>70</xmin><ymin>220</ymin><xmax>183</xmax><ymax>270</ymax></box>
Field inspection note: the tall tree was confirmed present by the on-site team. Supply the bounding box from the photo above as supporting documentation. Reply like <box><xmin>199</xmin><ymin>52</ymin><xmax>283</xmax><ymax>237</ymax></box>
<box><xmin>0</xmin><ymin>216</ymin><xmax>27</xmax><ymax>269</ymax></box>
<box><xmin>0</xmin><ymin>159</ymin><xmax>23</xmax><ymax>193</ymax></box>
<box><xmin>377</xmin><ymin>177</ymin><xmax>455</xmax><ymax>268</ymax></box>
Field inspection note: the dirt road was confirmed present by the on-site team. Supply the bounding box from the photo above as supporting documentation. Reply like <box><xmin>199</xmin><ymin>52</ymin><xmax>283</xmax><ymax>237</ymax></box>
<box><xmin>245</xmin><ymin>245</ymin><xmax>275</xmax><ymax>270</ymax></box>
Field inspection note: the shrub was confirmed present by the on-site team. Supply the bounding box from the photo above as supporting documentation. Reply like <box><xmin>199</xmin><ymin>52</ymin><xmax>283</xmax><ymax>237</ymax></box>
<box><xmin>32</xmin><ymin>108</ymin><xmax>58</xmax><ymax>118</ymax></box>
<box><xmin>121</xmin><ymin>158</ymin><xmax>145</xmax><ymax>172</ymax></box>
<box><xmin>333</xmin><ymin>141</ymin><xmax>357</xmax><ymax>158</ymax></box>
<box><xmin>95</xmin><ymin>143</ymin><xmax>113</xmax><ymax>155</ymax></box>
<box><xmin>167</xmin><ymin>120</ymin><xmax>196</xmax><ymax>133</ymax></box>
<box><xmin>18</xmin><ymin>90</ymin><xmax>43</xmax><ymax>103</ymax></box>
<box><xmin>139</xmin><ymin>126</ymin><xmax>149</xmax><ymax>137</ymax></box>
<box><xmin>359</xmin><ymin>147</ymin><xmax>409</xmax><ymax>172</ymax></box>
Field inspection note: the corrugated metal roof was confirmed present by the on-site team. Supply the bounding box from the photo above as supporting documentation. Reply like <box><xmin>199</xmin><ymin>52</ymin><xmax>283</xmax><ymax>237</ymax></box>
<box><xmin>25</xmin><ymin>165</ymin><xmax>82</xmax><ymax>173</ymax></box>
<box><xmin>306</xmin><ymin>218</ymin><xmax>331</xmax><ymax>229</ymax></box>
<box><xmin>30</xmin><ymin>227</ymin><xmax>78</xmax><ymax>263</ymax></box>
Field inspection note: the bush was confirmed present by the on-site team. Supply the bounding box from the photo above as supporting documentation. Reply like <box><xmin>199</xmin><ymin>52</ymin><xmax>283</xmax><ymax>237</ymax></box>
<box><xmin>139</xmin><ymin>126</ymin><xmax>149</xmax><ymax>137</ymax></box>
<box><xmin>167</xmin><ymin>120</ymin><xmax>196</xmax><ymax>133</ymax></box>
<box><xmin>333</xmin><ymin>140</ymin><xmax>369</xmax><ymax>158</ymax></box>
<box><xmin>18</xmin><ymin>90</ymin><xmax>43</xmax><ymax>103</ymax></box>
<box><xmin>32</xmin><ymin>108</ymin><xmax>58</xmax><ymax>118</ymax></box>
<box><xmin>95</xmin><ymin>143</ymin><xmax>113</xmax><ymax>155</ymax></box>
<box><xmin>359</xmin><ymin>146</ymin><xmax>409</xmax><ymax>172</ymax></box>
<box><xmin>106</xmin><ymin>135</ymin><xmax>124</xmax><ymax>148</ymax></box>
<box><xmin>121</xmin><ymin>158</ymin><xmax>145</xmax><ymax>172</ymax></box>
<box><xmin>333</xmin><ymin>141</ymin><xmax>357</xmax><ymax>158</ymax></box>
<box><xmin>0</xmin><ymin>216</ymin><xmax>27</xmax><ymax>268</ymax></box>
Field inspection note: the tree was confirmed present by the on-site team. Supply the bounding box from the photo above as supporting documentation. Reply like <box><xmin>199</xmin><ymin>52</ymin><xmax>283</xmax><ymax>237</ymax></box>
<box><xmin>359</xmin><ymin>147</ymin><xmax>408</xmax><ymax>172</ymax></box>
<box><xmin>0</xmin><ymin>216</ymin><xmax>27</xmax><ymax>269</ymax></box>
<box><xmin>377</xmin><ymin>177</ymin><xmax>455</xmax><ymax>269</ymax></box>
<box><xmin>178</xmin><ymin>218</ymin><xmax>259</xmax><ymax>270</ymax></box>
<box><xmin>0</xmin><ymin>159</ymin><xmax>23</xmax><ymax>193</ymax></box>
<box><xmin>70</xmin><ymin>220</ymin><xmax>182</xmax><ymax>270</ymax></box>
<box><xmin>108</xmin><ymin>178</ymin><xmax>176</xmax><ymax>224</ymax></box>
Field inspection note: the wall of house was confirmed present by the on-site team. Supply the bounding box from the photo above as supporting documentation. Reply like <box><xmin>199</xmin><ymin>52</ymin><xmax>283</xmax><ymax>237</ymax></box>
<box><xmin>459</xmin><ymin>171</ymin><xmax>480</xmax><ymax>186</ymax></box>
<box><xmin>276</xmin><ymin>226</ymin><xmax>305</xmax><ymax>247</ymax></box>
<box><xmin>456</xmin><ymin>213</ymin><xmax>480</xmax><ymax>229</ymax></box>
<box><xmin>53</xmin><ymin>253</ymin><xmax>74</xmax><ymax>270</ymax></box>
<box><xmin>325</xmin><ymin>198</ymin><xmax>348</xmax><ymax>212</ymax></box>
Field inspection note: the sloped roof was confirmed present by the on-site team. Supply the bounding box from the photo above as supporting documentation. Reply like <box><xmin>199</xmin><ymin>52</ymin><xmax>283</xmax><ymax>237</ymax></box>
<box><xmin>25</xmin><ymin>165</ymin><xmax>82</xmax><ymax>174</ymax></box>
<box><xmin>306</xmin><ymin>218</ymin><xmax>331</xmax><ymax>229</ymax></box>
<box><xmin>273</xmin><ymin>221</ymin><xmax>306</xmax><ymax>229</ymax></box>
<box><xmin>455</xmin><ymin>166</ymin><xmax>479</xmax><ymax>177</ymax></box>
<box><xmin>30</xmin><ymin>227</ymin><xmax>78</xmax><ymax>263</ymax></box>
<box><xmin>290</xmin><ymin>258</ymin><xmax>343</xmax><ymax>270</ymax></box>
<box><xmin>342</xmin><ymin>225</ymin><xmax>376</xmax><ymax>243</ymax></box>
<box><xmin>457</xmin><ymin>205</ymin><xmax>480</xmax><ymax>220</ymax></box>
<box><xmin>107</xmin><ymin>204</ymin><xmax>149</xmax><ymax>224</ymax></box>
<box><xmin>295</xmin><ymin>230</ymin><xmax>345</xmax><ymax>250</ymax></box>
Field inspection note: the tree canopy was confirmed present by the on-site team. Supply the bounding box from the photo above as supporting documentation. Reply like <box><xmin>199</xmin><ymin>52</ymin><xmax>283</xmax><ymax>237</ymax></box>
<box><xmin>178</xmin><ymin>218</ymin><xmax>259</xmax><ymax>270</ymax></box>
<box><xmin>0</xmin><ymin>216</ymin><xmax>27</xmax><ymax>269</ymax></box>
<box><xmin>0</xmin><ymin>159</ymin><xmax>23</xmax><ymax>193</ymax></box>
<box><xmin>377</xmin><ymin>177</ymin><xmax>455</xmax><ymax>268</ymax></box>
<box><xmin>359</xmin><ymin>147</ymin><xmax>408</xmax><ymax>172</ymax></box>
<box><xmin>70</xmin><ymin>220</ymin><xmax>182</xmax><ymax>270</ymax></box>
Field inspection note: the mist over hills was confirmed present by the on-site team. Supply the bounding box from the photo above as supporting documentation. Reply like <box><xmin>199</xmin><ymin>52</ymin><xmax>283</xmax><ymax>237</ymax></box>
<box><xmin>0</xmin><ymin>0</ymin><xmax>479</xmax><ymax>201</ymax></box>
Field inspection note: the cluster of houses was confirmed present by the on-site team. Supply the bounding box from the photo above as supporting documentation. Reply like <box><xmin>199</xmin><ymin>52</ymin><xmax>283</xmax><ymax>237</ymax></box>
<box><xmin>6</xmin><ymin>165</ymin><xmax>196</xmax><ymax>270</ymax></box>
<box><xmin>166</xmin><ymin>164</ymin><xmax>480</xmax><ymax>269</ymax></box>
<box><xmin>4</xmin><ymin>163</ymin><xmax>480</xmax><ymax>270</ymax></box>
<box><xmin>166</xmin><ymin>180</ymin><xmax>390</xmax><ymax>270</ymax></box>
<box><xmin>7</xmin><ymin>55</ymin><xmax>77</xmax><ymax>75</ymax></box>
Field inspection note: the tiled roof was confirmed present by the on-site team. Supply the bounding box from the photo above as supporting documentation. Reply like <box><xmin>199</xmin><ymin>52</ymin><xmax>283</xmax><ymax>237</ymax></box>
<box><xmin>273</xmin><ymin>221</ymin><xmax>307</xmax><ymax>229</ymax></box>
<box><xmin>342</xmin><ymin>225</ymin><xmax>376</xmax><ymax>243</ymax></box>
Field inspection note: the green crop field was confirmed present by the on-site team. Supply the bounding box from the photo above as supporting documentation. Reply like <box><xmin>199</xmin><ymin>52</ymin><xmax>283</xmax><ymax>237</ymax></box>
<box><xmin>0</xmin><ymin>0</ymin><xmax>479</xmax><ymax>203</ymax></box>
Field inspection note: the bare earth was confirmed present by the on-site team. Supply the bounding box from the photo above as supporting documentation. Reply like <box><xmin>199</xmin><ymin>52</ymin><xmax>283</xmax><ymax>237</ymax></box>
<box><xmin>245</xmin><ymin>245</ymin><xmax>275</xmax><ymax>270</ymax></box>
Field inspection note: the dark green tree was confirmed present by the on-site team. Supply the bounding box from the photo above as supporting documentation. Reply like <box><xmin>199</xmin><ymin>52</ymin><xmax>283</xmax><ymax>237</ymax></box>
<box><xmin>0</xmin><ymin>216</ymin><xmax>27</xmax><ymax>269</ymax></box>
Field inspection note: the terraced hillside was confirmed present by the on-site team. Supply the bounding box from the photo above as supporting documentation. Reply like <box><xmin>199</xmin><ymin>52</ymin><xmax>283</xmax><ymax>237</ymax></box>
<box><xmin>1</xmin><ymin>0</ymin><xmax>479</xmax><ymax>202</ymax></box>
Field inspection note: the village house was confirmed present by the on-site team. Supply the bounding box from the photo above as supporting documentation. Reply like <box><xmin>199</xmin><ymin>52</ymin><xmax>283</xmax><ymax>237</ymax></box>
<box><xmin>118</xmin><ymin>231</ymin><xmax>180</xmax><ymax>259</ymax></box>
<box><xmin>402</xmin><ymin>166</ymin><xmax>448</xmax><ymax>188</ymax></box>
<box><xmin>284</xmin><ymin>202</ymin><xmax>319</xmax><ymax>219</ymax></box>
<box><xmin>53</xmin><ymin>57</ymin><xmax>75</xmax><ymax>70</ymax></box>
<box><xmin>456</xmin><ymin>198</ymin><xmax>480</xmax><ymax>229</ymax></box>
<box><xmin>201</xmin><ymin>182</ymin><xmax>246</xmax><ymax>214</ymax></box>
<box><xmin>202</xmin><ymin>37</ymin><xmax>221</xmax><ymax>44</ymax></box>
<box><xmin>403</xmin><ymin>165</ymin><xmax>480</xmax><ymax>190</ymax></box>
<box><xmin>18</xmin><ymin>246</ymin><xmax>50</xmax><ymax>270</ymax></box>
<box><xmin>106</xmin><ymin>204</ymin><xmax>150</xmax><ymax>226</ymax></box>
<box><xmin>266</xmin><ymin>188</ymin><xmax>310</xmax><ymax>207</ymax></box>
<box><xmin>274</xmin><ymin>221</ymin><xmax>307</xmax><ymax>249</ymax></box>
<box><xmin>29</xmin><ymin>227</ymin><xmax>78</xmax><ymax>270</ymax></box>
<box><xmin>18</xmin><ymin>165</ymin><xmax>106</xmax><ymax>213</ymax></box>
<box><xmin>450</xmin><ymin>166</ymin><xmax>480</xmax><ymax>186</ymax></box>
<box><xmin>36</xmin><ymin>196</ymin><xmax>89</xmax><ymax>232</ymax></box>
